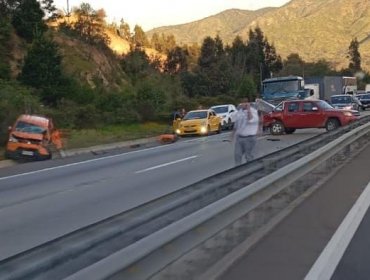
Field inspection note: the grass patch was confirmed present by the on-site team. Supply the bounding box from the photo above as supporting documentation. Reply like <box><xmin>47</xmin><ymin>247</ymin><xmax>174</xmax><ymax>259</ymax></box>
<box><xmin>62</xmin><ymin>122</ymin><xmax>171</xmax><ymax>149</ymax></box>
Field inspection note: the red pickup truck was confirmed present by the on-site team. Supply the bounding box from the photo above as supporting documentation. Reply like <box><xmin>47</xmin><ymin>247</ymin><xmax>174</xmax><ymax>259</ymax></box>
<box><xmin>263</xmin><ymin>100</ymin><xmax>358</xmax><ymax>135</ymax></box>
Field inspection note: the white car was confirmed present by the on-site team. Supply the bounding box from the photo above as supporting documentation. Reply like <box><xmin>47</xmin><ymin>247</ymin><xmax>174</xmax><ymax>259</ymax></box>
<box><xmin>210</xmin><ymin>104</ymin><xmax>237</xmax><ymax>130</ymax></box>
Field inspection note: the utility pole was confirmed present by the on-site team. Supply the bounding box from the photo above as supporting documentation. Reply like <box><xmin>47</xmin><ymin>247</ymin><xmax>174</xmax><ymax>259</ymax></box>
<box><xmin>66</xmin><ymin>0</ymin><xmax>70</xmax><ymax>23</ymax></box>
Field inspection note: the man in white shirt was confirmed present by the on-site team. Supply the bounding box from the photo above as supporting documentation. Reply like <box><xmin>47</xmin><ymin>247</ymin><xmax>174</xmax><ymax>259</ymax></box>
<box><xmin>231</xmin><ymin>98</ymin><xmax>261</xmax><ymax>165</ymax></box>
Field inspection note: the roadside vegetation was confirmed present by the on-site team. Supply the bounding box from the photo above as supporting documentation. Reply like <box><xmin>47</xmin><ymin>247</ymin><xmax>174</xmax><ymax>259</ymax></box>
<box><xmin>1</xmin><ymin>0</ymin><xmax>370</xmax><ymax>152</ymax></box>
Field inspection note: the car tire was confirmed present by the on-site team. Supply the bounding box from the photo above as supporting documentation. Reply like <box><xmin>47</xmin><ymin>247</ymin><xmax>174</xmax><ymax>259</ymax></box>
<box><xmin>227</xmin><ymin>118</ymin><xmax>232</xmax><ymax>130</ymax></box>
<box><xmin>326</xmin><ymin>118</ymin><xmax>339</xmax><ymax>132</ymax></box>
<box><xmin>207</xmin><ymin>125</ymin><xmax>211</xmax><ymax>136</ymax></box>
<box><xmin>270</xmin><ymin>121</ymin><xmax>285</xmax><ymax>135</ymax></box>
<box><xmin>285</xmin><ymin>128</ymin><xmax>296</xmax><ymax>134</ymax></box>
<box><xmin>217</xmin><ymin>124</ymin><xmax>222</xmax><ymax>134</ymax></box>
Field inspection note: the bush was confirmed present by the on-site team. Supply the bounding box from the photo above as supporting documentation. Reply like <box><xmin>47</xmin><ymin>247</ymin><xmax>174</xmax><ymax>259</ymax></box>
<box><xmin>0</xmin><ymin>80</ymin><xmax>41</xmax><ymax>144</ymax></box>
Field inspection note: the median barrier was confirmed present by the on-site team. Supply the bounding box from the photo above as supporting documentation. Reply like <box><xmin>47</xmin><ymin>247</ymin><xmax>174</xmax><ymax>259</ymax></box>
<box><xmin>64</xmin><ymin>122</ymin><xmax>370</xmax><ymax>280</ymax></box>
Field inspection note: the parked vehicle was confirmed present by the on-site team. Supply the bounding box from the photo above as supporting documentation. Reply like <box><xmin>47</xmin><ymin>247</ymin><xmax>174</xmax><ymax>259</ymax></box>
<box><xmin>356</xmin><ymin>93</ymin><xmax>370</xmax><ymax>110</ymax></box>
<box><xmin>175</xmin><ymin>109</ymin><xmax>222</xmax><ymax>136</ymax></box>
<box><xmin>210</xmin><ymin>104</ymin><xmax>237</xmax><ymax>130</ymax></box>
<box><xmin>5</xmin><ymin>114</ymin><xmax>62</xmax><ymax>160</ymax></box>
<box><xmin>304</xmin><ymin>76</ymin><xmax>358</xmax><ymax>101</ymax></box>
<box><xmin>330</xmin><ymin>94</ymin><xmax>362</xmax><ymax>111</ymax></box>
<box><xmin>263</xmin><ymin>100</ymin><xmax>358</xmax><ymax>135</ymax></box>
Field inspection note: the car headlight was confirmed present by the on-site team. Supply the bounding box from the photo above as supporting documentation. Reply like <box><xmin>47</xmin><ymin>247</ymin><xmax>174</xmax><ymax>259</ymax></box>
<box><xmin>8</xmin><ymin>134</ymin><xmax>18</xmax><ymax>143</ymax></box>
<box><xmin>175</xmin><ymin>129</ymin><xmax>181</xmax><ymax>134</ymax></box>
<box><xmin>343</xmin><ymin>111</ymin><xmax>353</xmax><ymax>117</ymax></box>
<box><xmin>200</xmin><ymin>126</ymin><xmax>207</xmax><ymax>134</ymax></box>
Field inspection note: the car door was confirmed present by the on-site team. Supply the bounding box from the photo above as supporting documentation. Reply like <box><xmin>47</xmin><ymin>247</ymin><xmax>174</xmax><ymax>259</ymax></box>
<box><xmin>283</xmin><ymin>102</ymin><xmax>301</xmax><ymax>128</ymax></box>
<box><xmin>210</xmin><ymin>111</ymin><xmax>218</xmax><ymax>130</ymax></box>
<box><xmin>300</xmin><ymin>101</ymin><xmax>323</xmax><ymax>127</ymax></box>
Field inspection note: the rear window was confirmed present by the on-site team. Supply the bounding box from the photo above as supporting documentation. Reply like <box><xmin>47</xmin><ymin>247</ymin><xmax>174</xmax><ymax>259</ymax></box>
<box><xmin>331</xmin><ymin>96</ymin><xmax>352</xmax><ymax>104</ymax></box>
<box><xmin>212</xmin><ymin>106</ymin><xmax>228</xmax><ymax>114</ymax></box>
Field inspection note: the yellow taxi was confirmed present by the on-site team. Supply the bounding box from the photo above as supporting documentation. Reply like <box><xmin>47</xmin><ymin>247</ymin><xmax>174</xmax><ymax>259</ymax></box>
<box><xmin>175</xmin><ymin>109</ymin><xmax>222</xmax><ymax>136</ymax></box>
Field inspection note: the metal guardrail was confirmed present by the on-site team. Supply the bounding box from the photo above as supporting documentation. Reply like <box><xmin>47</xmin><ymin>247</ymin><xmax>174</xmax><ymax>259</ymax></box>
<box><xmin>65</xmin><ymin>120</ymin><xmax>370</xmax><ymax>280</ymax></box>
<box><xmin>1</xmin><ymin>117</ymin><xmax>370</xmax><ymax>280</ymax></box>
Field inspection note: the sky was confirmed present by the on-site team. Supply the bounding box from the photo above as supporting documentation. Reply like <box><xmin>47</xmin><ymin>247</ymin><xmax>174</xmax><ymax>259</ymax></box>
<box><xmin>53</xmin><ymin>0</ymin><xmax>291</xmax><ymax>31</ymax></box>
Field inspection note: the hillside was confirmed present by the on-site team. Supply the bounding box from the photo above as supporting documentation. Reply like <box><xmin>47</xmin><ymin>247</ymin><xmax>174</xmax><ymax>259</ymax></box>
<box><xmin>146</xmin><ymin>0</ymin><xmax>370</xmax><ymax>71</ymax></box>
<box><xmin>53</xmin><ymin>29</ymin><xmax>131</xmax><ymax>89</ymax></box>
<box><xmin>146</xmin><ymin>8</ymin><xmax>275</xmax><ymax>45</ymax></box>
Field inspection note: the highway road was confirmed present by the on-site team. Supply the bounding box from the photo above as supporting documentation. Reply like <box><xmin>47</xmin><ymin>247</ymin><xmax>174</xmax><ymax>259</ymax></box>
<box><xmin>0</xmin><ymin>128</ymin><xmax>329</xmax><ymax>260</ymax></box>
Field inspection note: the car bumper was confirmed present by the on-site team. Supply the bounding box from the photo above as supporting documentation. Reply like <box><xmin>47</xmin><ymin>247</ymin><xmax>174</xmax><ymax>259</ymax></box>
<box><xmin>5</xmin><ymin>143</ymin><xmax>51</xmax><ymax>160</ymax></box>
<box><xmin>341</xmin><ymin>116</ymin><xmax>359</xmax><ymax>126</ymax></box>
<box><xmin>176</xmin><ymin>126</ymin><xmax>208</xmax><ymax>136</ymax></box>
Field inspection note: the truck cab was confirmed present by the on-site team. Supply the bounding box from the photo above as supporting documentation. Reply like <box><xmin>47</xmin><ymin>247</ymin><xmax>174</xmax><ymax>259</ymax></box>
<box><xmin>261</xmin><ymin>76</ymin><xmax>306</xmax><ymax>105</ymax></box>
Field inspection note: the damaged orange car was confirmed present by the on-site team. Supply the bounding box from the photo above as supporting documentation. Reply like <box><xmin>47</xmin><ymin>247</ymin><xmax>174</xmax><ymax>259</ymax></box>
<box><xmin>5</xmin><ymin>114</ymin><xmax>63</xmax><ymax>160</ymax></box>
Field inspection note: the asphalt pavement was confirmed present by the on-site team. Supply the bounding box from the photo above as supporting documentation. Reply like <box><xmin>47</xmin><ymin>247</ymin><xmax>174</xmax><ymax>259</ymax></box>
<box><xmin>218</xmin><ymin>141</ymin><xmax>370</xmax><ymax>280</ymax></box>
<box><xmin>0</xmin><ymin>129</ymin><xmax>324</xmax><ymax>260</ymax></box>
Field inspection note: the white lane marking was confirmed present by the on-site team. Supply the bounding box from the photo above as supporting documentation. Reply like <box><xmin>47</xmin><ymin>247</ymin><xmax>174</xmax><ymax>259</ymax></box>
<box><xmin>0</xmin><ymin>141</ymin><xmax>199</xmax><ymax>181</ymax></box>
<box><xmin>305</xmin><ymin>180</ymin><xmax>370</xmax><ymax>280</ymax></box>
<box><xmin>135</xmin><ymin>155</ymin><xmax>198</xmax><ymax>174</ymax></box>
<box><xmin>0</xmin><ymin>132</ymin><xmax>259</xmax><ymax>181</ymax></box>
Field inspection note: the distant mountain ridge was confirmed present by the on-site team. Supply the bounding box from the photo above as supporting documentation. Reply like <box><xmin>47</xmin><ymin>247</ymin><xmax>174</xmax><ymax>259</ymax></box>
<box><xmin>146</xmin><ymin>0</ymin><xmax>370</xmax><ymax>71</ymax></box>
<box><xmin>147</xmin><ymin>8</ymin><xmax>275</xmax><ymax>45</ymax></box>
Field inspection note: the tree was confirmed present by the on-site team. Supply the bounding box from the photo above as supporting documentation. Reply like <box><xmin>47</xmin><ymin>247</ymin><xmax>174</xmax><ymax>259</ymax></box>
<box><xmin>194</xmin><ymin>36</ymin><xmax>233</xmax><ymax>97</ymax></box>
<box><xmin>0</xmin><ymin>0</ymin><xmax>19</xmax><ymax>18</ymax></box>
<box><xmin>73</xmin><ymin>3</ymin><xmax>110</xmax><ymax>46</ymax></box>
<box><xmin>185</xmin><ymin>43</ymin><xmax>200</xmax><ymax>70</ymax></box>
<box><xmin>164</xmin><ymin>33</ymin><xmax>176</xmax><ymax>52</ymax></box>
<box><xmin>40</xmin><ymin>0</ymin><xmax>58</xmax><ymax>21</ymax></box>
<box><xmin>121</xmin><ymin>47</ymin><xmax>152</xmax><ymax>85</ymax></box>
<box><xmin>245</xmin><ymin>27</ymin><xmax>282</xmax><ymax>89</ymax></box>
<box><xmin>198</xmin><ymin>36</ymin><xmax>219</xmax><ymax>68</ymax></box>
<box><xmin>305</xmin><ymin>59</ymin><xmax>336</xmax><ymax>76</ymax></box>
<box><xmin>0</xmin><ymin>15</ymin><xmax>12</xmax><ymax>79</ymax></box>
<box><xmin>132</xmin><ymin>24</ymin><xmax>149</xmax><ymax>47</ymax></box>
<box><xmin>151</xmin><ymin>32</ymin><xmax>162</xmax><ymax>51</ymax></box>
<box><xmin>347</xmin><ymin>38</ymin><xmax>361</xmax><ymax>73</ymax></box>
<box><xmin>18</xmin><ymin>32</ymin><xmax>64</xmax><ymax>105</ymax></box>
<box><xmin>164</xmin><ymin>46</ymin><xmax>188</xmax><ymax>75</ymax></box>
<box><xmin>118</xmin><ymin>18</ymin><xmax>131</xmax><ymax>41</ymax></box>
<box><xmin>135</xmin><ymin>80</ymin><xmax>166</xmax><ymax>121</ymax></box>
<box><xmin>280</xmin><ymin>53</ymin><xmax>305</xmax><ymax>76</ymax></box>
<box><xmin>229</xmin><ymin>36</ymin><xmax>246</xmax><ymax>69</ymax></box>
<box><xmin>264</xmin><ymin>41</ymin><xmax>282</xmax><ymax>75</ymax></box>
<box><xmin>12</xmin><ymin>0</ymin><xmax>46</xmax><ymax>42</ymax></box>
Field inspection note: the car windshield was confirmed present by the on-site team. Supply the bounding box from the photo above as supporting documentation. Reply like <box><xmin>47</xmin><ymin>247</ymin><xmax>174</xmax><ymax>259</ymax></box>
<box><xmin>14</xmin><ymin>121</ymin><xmax>45</xmax><ymax>134</ymax></box>
<box><xmin>263</xmin><ymin>80</ymin><xmax>300</xmax><ymax>98</ymax></box>
<box><xmin>183</xmin><ymin>111</ymin><xmax>208</xmax><ymax>120</ymax></box>
<box><xmin>212</xmin><ymin>106</ymin><xmax>228</xmax><ymax>114</ymax></box>
<box><xmin>317</xmin><ymin>100</ymin><xmax>334</xmax><ymax>109</ymax></box>
<box><xmin>331</xmin><ymin>96</ymin><xmax>352</xmax><ymax>104</ymax></box>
